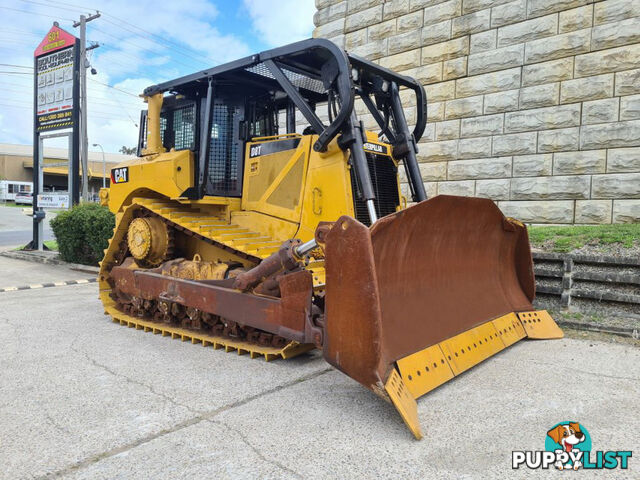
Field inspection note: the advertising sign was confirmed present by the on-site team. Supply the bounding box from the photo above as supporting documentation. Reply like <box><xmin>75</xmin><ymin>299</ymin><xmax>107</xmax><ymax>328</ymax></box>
<box><xmin>37</xmin><ymin>193</ymin><xmax>70</xmax><ymax>209</ymax></box>
<box><xmin>34</xmin><ymin>25</ymin><xmax>79</xmax><ymax>131</ymax></box>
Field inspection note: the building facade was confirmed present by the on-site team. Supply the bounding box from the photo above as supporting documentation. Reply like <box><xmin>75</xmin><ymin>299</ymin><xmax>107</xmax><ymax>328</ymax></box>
<box><xmin>0</xmin><ymin>143</ymin><xmax>132</xmax><ymax>199</ymax></box>
<box><xmin>313</xmin><ymin>0</ymin><xmax>640</xmax><ymax>223</ymax></box>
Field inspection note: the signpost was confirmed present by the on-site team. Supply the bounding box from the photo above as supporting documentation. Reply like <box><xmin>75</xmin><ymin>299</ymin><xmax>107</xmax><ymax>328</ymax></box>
<box><xmin>32</xmin><ymin>23</ymin><xmax>80</xmax><ymax>250</ymax></box>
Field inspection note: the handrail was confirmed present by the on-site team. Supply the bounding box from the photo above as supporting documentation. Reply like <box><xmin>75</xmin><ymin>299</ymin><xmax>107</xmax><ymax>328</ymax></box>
<box><xmin>251</xmin><ymin>133</ymin><xmax>302</xmax><ymax>141</ymax></box>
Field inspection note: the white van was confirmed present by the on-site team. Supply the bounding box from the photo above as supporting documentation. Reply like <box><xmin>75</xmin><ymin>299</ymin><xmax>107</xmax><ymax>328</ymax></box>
<box><xmin>0</xmin><ymin>181</ymin><xmax>33</xmax><ymax>202</ymax></box>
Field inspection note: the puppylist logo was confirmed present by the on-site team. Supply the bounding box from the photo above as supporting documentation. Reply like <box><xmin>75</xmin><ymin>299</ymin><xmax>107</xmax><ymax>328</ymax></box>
<box><xmin>512</xmin><ymin>422</ymin><xmax>632</xmax><ymax>470</ymax></box>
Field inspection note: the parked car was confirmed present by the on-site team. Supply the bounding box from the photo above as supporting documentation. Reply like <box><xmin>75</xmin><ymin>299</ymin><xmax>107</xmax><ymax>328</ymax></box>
<box><xmin>14</xmin><ymin>192</ymin><xmax>33</xmax><ymax>205</ymax></box>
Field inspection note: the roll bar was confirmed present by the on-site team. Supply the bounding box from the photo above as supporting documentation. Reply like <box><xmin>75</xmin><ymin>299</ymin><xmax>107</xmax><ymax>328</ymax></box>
<box><xmin>142</xmin><ymin>38</ymin><xmax>429</xmax><ymax>211</ymax></box>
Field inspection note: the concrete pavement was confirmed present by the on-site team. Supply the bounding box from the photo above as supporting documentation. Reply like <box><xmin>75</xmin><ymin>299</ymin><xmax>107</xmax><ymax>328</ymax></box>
<box><xmin>0</xmin><ymin>205</ymin><xmax>54</xmax><ymax>247</ymax></box>
<box><xmin>0</xmin><ymin>261</ymin><xmax>638</xmax><ymax>479</ymax></box>
<box><xmin>0</xmin><ymin>256</ymin><xmax>93</xmax><ymax>289</ymax></box>
<box><xmin>0</xmin><ymin>229</ymin><xmax>54</xmax><ymax>247</ymax></box>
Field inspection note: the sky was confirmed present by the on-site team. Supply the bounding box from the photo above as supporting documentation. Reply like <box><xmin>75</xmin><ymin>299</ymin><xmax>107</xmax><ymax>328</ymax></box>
<box><xmin>0</xmin><ymin>0</ymin><xmax>316</xmax><ymax>153</ymax></box>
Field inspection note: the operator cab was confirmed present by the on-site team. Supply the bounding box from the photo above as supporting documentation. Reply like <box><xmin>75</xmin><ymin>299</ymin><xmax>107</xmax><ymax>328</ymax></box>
<box><xmin>136</xmin><ymin>38</ymin><xmax>428</xmax><ymax>225</ymax></box>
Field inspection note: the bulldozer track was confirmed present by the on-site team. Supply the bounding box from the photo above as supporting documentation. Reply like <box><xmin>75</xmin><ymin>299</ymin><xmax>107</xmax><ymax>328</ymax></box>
<box><xmin>99</xmin><ymin>197</ymin><xmax>317</xmax><ymax>361</ymax></box>
<box><xmin>103</xmin><ymin>296</ymin><xmax>313</xmax><ymax>361</ymax></box>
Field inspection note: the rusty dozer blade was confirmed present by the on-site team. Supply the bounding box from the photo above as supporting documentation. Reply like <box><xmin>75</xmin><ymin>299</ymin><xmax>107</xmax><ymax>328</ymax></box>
<box><xmin>322</xmin><ymin>195</ymin><xmax>563</xmax><ymax>439</ymax></box>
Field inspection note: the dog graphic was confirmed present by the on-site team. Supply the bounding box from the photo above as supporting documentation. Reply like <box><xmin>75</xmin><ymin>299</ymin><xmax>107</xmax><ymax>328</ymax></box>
<box><xmin>547</xmin><ymin>422</ymin><xmax>586</xmax><ymax>470</ymax></box>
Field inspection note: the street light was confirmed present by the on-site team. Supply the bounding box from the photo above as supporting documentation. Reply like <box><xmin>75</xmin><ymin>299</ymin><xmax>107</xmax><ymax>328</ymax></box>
<box><xmin>92</xmin><ymin>143</ymin><xmax>106</xmax><ymax>189</ymax></box>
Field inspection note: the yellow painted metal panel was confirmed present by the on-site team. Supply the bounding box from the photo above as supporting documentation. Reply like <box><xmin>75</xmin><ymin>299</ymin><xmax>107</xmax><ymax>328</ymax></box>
<box><xmin>491</xmin><ymin>312</ymin><xmax>526</xmax><ymax>347</ymax></box>
<box><xmin>213</xmin><ymin>232</ymin><xmax>261</xmax><ymax>241</ymax></box>
<box><xmin>296</xmin><ymin>146</ymin><xmax>354</xmax><ymax>241</ymax></box>
<box><xmin>245</xmin><ymin>151</ymin><xmax>293</xmax><ymax>203</ymax></box>
<box><xmin>107</xmin><ymin>150</ymin><xmax>194</xmax><ymax>214</ymax></box>
<box><xmin>134</xmin><ymin>199</ymin><xmax>287</xmax><ymax>264</ymax></box>
<box><xmin>231</xmin><ymin>211</ymin><xmax>298</xmax><ymax>244</ymax></box>
<box><xmin>385</xmin><ymin>369</ymin><xmax>423</xmax><ymax>440</ymax></box>
<box><xmin>267</xmin><ymin>155</ymin><xmax>306</xmax><ymax>210</ymax></box>
<box><xmin>202</xmin><ymin>227</ymin><xmax>247</xmax><ymax>235</ymax></box>
<box><xmin>518</xmin><ymin>310</ymin><xmax>564</xmax><ymax>339</ymax></box>
<box><xmin>392</xmin><ymin>310</ymin><xmax>562</xmax><ymax>407</ymax></box>
<box><xmin>243</xmin><ymin>137</ymin><xmax>310</xmax><ymax>224</ymax></box>
<box><xmin>396</xmin><ymin>344</ymin><xmax>454</xmax><ymax>399</ymax></box>
<box><xmin>308</xmin><ymin>267</ymin><xmax>326</xmax><ymax>287</ymax></box>
<box><xmin>439</xmin><ymin>321</ymin><xmax>504</xmax><ymax>376</ymax></box>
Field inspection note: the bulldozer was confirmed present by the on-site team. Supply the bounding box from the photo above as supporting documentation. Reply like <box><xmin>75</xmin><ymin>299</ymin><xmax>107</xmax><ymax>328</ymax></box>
<box><xmin>99</xmin><ymin>38</ymin><xmax>563</xmax><ymax>439</ymax></box>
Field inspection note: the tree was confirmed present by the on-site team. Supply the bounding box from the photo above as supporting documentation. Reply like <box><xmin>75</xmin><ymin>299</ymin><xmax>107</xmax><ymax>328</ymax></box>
<box><xmin>119</xmin><ymin>146</ymin><xmax>137</xmax><ymax>155</ymax></box>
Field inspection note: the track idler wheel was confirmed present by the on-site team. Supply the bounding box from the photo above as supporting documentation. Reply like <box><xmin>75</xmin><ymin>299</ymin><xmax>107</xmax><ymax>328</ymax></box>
<box><xmin>127</xmin><ymin>217</ymin><xmax>172</xmax><ymax>267</ymax></box>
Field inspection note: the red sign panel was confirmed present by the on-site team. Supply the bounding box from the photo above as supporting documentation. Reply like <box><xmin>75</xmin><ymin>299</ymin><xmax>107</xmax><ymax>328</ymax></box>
<box><xmin>34</xmin><ymin>24</ymin><xmax>77</xmax><ymax>57</ymax></box>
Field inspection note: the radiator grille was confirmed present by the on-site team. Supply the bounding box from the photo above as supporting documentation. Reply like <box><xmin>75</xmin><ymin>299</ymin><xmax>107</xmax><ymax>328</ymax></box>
<box><xmin>350</xmin><ymin>153</ymin><xmax>400</xmax><ymax>226</ymax></box>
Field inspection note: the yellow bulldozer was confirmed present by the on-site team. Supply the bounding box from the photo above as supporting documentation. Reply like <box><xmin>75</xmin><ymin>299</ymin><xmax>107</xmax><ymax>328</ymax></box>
<box><xmin>99</xmin><ymin>39</ymin><xmax>563</xmax><ymax>439</ymax></box>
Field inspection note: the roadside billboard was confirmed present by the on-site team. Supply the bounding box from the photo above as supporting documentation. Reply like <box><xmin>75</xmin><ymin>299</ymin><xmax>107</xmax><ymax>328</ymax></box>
<box><xmin>31</xmin><ymin>23</ymin><xmax>81</xmax><ymax>249</ymax></box>
<box><xmin>34</xmin><ymin>24</ymin><xmax>79</xmax><ymax>132</ymax></box>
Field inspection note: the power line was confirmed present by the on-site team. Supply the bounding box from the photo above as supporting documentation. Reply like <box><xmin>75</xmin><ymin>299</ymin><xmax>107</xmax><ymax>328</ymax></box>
<box><xmin>104</xmin><ymin>92</ymin><xmax>140</xmax><ymax>126</ymax></box>
<box><xmin>92</xmin><ymin>42</ymin><xmax>172</xmax><ymax>71</ymax></box>
<box><xmin>53</xmin><ymin>0</ymin><xmax>222</xmax><ymax>66</ymax></box>
<box><xmin>100</xmin><ymin>16</ymin><xmax>212</xmax><ymax>67</ymax></box>
<box><xmin>0</xmin><ymin>39</ymin><xmax>46</xmax><ymax>47</ymax></box>
<box><xmin>0</xmin><ymin>79</ymin><xmax>37</xmax><ymax>88</ymax></box>
<box><xmin>90</xmin><ymin>24</ymin><xmax>206</xmax><ymax>71</ymax></box>
<box><xmin>0</xmin><ymin>30</ymin><xmax>41</xmax><ymax>39</ymax></box>
<box><xmin>0</xmin><ymin>75</ymin><xmax>141</xmax><ymax>100</ymax></box>
<box><xmin>88</xmin><ymin>78</ymin><xmax>139</xmax><ymax>97</ymax></box>
<box><xmin>20</xmin><ymin>0</ymin><xmax>215</xmax><ymax>67</ymax></box>
<box><xmin>19</xmin><ymin>0</ymin><xmax>89</xmax><ymax>14</ymax></box>
<box><xmin>43</xmin><ymin>0</ymin><xmax>98</xmax><ymax>11</ymax></box>
<box><xmin>0</xmin><ymin>98</ymin><xmax>136</xmax><ymax>119</ymax></box>
<box><xmin>11</xmin><ymin>0</ymin><xmax>226</xmax><ymax>69</ymax></box>
<box><xmin>49</xmin><ymin>0</ymin><xmax>217</xmax><ymax>65</ymax></box>
<box><xmin>0</xmin><ymin>79</ymin><xmax>142</xmax><ymax>102</ymax></box>
<box><xmin>1</xmin><ymin>85</ymin><xmax>141</xmax><ymax>112</ymax></box>
<box><xmin>0</xmin><ymin>5</ymin><xmax>74</xmax><ymax>22</ymax></box>
<box><xmin>0</xmin><ymin>64</ymin><xmax>33</xmax><ymax>69</ymax></box>
<box><xmin>2</xmin><ymin>26</ymin><xmax>44</xmax><ymax>34</ymax></box>
<box><xmin>89</xmin><ymin>51</ymin><xmax>147</xmax><ymax>73</ymax></box>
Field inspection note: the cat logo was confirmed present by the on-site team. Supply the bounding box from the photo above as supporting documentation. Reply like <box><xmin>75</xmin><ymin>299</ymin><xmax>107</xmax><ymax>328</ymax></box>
<box><xmin>363</xmin><ymin>142</ymin><xmax>388</xmax><ymax>155</ymax></box>
<box><xmin>111</xmin><ymin>167</ymin><xmax>129</xmax><ymax>184</ymax></box>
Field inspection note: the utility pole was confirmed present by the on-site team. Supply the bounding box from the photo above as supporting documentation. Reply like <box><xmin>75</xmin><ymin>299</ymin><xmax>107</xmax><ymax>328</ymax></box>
<box><xmin>73</xmin><ymin>11</ymin><xmax>100</xmax><ymax>202</ymax></box>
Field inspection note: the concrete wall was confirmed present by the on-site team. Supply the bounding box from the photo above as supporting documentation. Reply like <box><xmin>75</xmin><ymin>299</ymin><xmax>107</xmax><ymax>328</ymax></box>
<box><xmin>0</xmin><ymin>156</ymin><xmax>32</xmax><ymax>182</ymax></box>
<box><xmin>313</xmin><ymin>0</ymin><xmax>640</xmax><ymax>223</ymax></box>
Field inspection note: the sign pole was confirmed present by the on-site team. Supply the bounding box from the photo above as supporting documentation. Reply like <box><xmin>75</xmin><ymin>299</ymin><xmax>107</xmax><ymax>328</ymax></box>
<box><xmin>32</xmin><ymin>51</ymin><xmax>40</xmax><ymax>249</ymax></box>
<box><xmin>37</xmin><ymin>136</ymin><xmax>44</xmax><ymax>250</ymax></box>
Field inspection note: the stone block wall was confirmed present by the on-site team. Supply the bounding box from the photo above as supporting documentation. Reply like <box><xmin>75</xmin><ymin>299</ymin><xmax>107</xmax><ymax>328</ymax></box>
<box><xmin>313</xmin><ymin>0</ymin><xmax>640</xmax><ymax>223</ymax></box>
